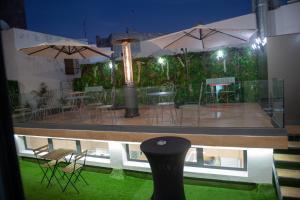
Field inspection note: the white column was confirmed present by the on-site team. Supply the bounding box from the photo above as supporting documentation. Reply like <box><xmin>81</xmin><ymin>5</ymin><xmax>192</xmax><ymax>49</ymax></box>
<box><xmin>108</xmin><ymin>141</ymin><xmax>124</xmax><ymax>169</ymax></box>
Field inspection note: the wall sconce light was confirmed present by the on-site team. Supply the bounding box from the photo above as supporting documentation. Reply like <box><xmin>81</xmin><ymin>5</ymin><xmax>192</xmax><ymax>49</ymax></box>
<box><xmin>252</xmin><ymin>37</ymin><xmax>267</xmax><ymax>50</ymax></box>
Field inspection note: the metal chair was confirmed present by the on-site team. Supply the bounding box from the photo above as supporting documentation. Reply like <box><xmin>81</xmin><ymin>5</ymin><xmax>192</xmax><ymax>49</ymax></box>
<box><xmin>84</xmin><ymin>87</ymin><xmax>105</xmax><ymax>120</ymax></box>
<box><xmin>60</xmin><ymin>150</ymin><xmax>88</xmax><ymax>193</ymax></box>
<box><xmin>95</xmin><ymin>89</ymin><xmax>117</xmax><ymax>124</ymax></box>
<box><xmin>156</xmin><ymin>83</ymin><xmax>176</xmax><ymax>125</ymax></box>
<box><xmin>179</xmin><ymin>82</ymin><xmax>203</xmax><ymax>126</ymax></box>
<box><xmin>32</xmin><ymin>145</ymin><xmax>63</xmax><ymax>184</ymax></box>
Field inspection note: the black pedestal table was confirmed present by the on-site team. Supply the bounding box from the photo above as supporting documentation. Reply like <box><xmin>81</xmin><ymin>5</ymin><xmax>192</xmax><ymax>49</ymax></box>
<box><xmin>141</xmin><ymin>136</ymin><xmax>191</xmax><ymax>200</ymax></box>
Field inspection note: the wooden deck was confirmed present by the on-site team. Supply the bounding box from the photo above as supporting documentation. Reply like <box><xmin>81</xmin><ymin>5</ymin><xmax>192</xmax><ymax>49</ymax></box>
<box><xmin>36</xmin><ymin>103</ymin><xmax>273</xmax><ymax>128</ymax></box>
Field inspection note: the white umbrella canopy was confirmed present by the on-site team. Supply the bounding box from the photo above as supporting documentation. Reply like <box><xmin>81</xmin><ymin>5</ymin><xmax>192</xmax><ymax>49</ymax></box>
<box><xmin>146</xmin><ymin>24</ymin><xmax>256</xmax><ymax>53</ymax></box>
<box><xmin>19</xmin><ymin>39</ymin><xmax>113</xmax><ymax>59</ymax></box>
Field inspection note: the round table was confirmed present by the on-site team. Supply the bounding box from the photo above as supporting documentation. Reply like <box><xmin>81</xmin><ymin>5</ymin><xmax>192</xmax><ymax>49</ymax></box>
<box><xmin>141</xmin><ymin>136</ymin><xmax>191</xmax><ymax>200</ymax></box>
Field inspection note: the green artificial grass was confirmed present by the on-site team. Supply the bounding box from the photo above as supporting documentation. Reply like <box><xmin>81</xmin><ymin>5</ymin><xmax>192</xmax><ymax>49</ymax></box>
<box><xmin>20</xmin><ymin>160</ymin><xmax>277</xmax><ymax>200</ymax></box>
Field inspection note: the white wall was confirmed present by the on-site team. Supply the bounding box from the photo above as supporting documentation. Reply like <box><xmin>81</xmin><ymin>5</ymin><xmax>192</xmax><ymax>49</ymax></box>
<box><xmin>267</xmin><ymin>33</ymin><xmax>300</xmax><ymax>123</ymax></box>
<box><xmin>269</xmin><ymin>2</ymin><xmax>300</xmax><ymax>36</ymax></box>
<box><xmin>1</xmin><ymin>28</ymin><xmax>79</xmax><ymax>95</ymax></box>
<box><xmin>208</xmin><ymin>2</ymin><xmax>300</xmax><ymax>37</ymax></box>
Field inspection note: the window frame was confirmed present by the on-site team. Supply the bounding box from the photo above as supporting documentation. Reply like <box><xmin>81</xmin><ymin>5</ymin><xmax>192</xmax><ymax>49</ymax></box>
<box><xmin>22</xmin><ymin>136</ymin><xmax>110</xmax><ymax>159</ymax></box>
<box><xmin>125</xmin><ymin>144</ymin><xmax>247</xmax><ymax>171</ymax></box>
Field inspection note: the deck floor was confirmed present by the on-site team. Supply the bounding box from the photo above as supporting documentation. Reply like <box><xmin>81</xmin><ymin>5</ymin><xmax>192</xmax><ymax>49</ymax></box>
<box><xmin>37</xmin><ymin>103</ymin><xmax>273</xmax><ymax>128</ymax></box>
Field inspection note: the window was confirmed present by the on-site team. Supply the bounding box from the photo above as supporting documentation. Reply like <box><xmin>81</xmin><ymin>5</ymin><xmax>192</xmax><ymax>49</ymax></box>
<box><xmin>52</xmin><ymin>139</ymin><xmax>77</xmax><ymax>151</ymax></box>
<box><xmin>24</xmin><ymin>136</ymin><xmax>48</xmax><ymax>150</ymax></box>
<box><xmin>203</xmin><ymin>148</ymin><xmax>245</xmax><ymax>169</ymax></box>
<box><xmin>126</xmin><ymin>144</ymin><xmax>147</xmax><ymax>162</ymax></box>
<box><xmin>125</xmin><ymin>143</ymin><xmax>247</xmax><ymax>171</ymax></box>
<box><xmin>80</xmin><ymin>140</ymin><xmax>110</xmax><ymax>158</ymax></box>
<box><xmin>64</xmin><ymin>59</ymin><xmax>75</xmax><ymax>75</ymax></box>
<box><xmin>185</xmin><ymin>148</ymin><xmax>199</xmax><ymax>165</ymax></box>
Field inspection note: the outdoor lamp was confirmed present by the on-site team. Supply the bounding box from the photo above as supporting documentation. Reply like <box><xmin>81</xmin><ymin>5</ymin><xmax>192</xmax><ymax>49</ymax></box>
<box><xmin>108</xmin><ymin>61</ymin><xmax>113</xmax><ymax>69</ymax></box>
<box><xmin>157</xmin><ymin>57</ymin><xmax>166</xmax><ymax>65</ymax></box>
<box><xmin>114</xmin><ymin>38</ymin><xmax>139</xmax><ymax>118</ymax></box>
<box><xmin>157</xmin><ymin>57</ymin><xmax>170</xmax><ymax>80</ymax></box>
<box><xmin>216</xmin><ymin>50</ymin><xmax>224</xmax><ymax>60</ymax></box>
<box><xmin>216</xmin><ymin>50</ymin><xmax>227</xmax><ymax>73</ymax></box>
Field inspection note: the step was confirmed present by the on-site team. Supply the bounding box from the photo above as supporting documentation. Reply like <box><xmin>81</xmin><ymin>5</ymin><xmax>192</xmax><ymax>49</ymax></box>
<box><xmin>275</xmin><ymin>162</ymin><xmax>300</xmax><ymax>170</ymax></box>
<box><xmin>277</xmin><ymin>169</ymin><xmax>300</xmax><ymax>180</ymax></box>
<box><xmin>289</xmin><ymin>142</ymin><xmax>300</xmax><ymax>149</ymax></box>
<box><xmin>281</xmin><ymin>186</ymin><xmax>300</xmax><ymax>199</ymax></box>
<box><xmin>287</xmin><ymin>125</ymin><xmax>300</xmax><ymax>135</ymax></box>
<box><xmin>274</xmin><ymin>154</ymin><xmax>300</xmax><ymax>163</ymax></box>
<box><xmin>277</xmin><ymin>168</ymin><xmax>300</xmax><ymax>187</ymax></box>
<box><xmin>275</xmin><ymin>148</ymin><xmax>300</xmax><ymax>155</ymax></box>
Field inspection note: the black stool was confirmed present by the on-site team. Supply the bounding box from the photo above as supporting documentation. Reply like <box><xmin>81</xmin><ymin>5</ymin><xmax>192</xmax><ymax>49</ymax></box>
<box><xmin>141</xmin><ymin>136</ymin><xmax>191</xmax><ymax>200</ymax></box>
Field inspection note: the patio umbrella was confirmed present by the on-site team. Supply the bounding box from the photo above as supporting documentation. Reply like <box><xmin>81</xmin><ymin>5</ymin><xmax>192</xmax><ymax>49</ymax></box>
<box><xmin>19</xmin><ymin>39</ymin><xmax>113</xmax><ymax>59</ymax></box>
<box><xmin>146</xmin><ymin>24</ymin><xmax>256</xmax><ymax>53</ymax></box>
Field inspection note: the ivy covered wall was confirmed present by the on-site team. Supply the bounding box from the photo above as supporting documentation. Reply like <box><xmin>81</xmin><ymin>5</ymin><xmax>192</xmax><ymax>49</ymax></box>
<box><xmin>73</xmin><ymin>47</ymin><xmax>258</xmax><ymax>91</ymax></box>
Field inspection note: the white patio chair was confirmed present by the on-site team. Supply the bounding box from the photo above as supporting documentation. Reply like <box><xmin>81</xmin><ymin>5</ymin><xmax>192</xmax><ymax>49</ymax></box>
<box><xmin>179</xmin><ymin>82</ymin><xmax>203</xmax><ymax>126</ymax></box>
<box><xmin>155</xmin><ymin>83</ymin><xmax>176</xmax><ymax>125</ymax></box>
<box><xmin>95</xmin><ymin>89</ymin><xmax>117</xmax><ymax>124</ymax></box>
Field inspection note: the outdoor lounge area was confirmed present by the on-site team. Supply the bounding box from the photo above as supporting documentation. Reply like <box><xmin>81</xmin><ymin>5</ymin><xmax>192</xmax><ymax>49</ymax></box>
<box><xmin>1</xmin><ymin>0</ymin><xmax>300</xmax><ymax>200</ymax></box>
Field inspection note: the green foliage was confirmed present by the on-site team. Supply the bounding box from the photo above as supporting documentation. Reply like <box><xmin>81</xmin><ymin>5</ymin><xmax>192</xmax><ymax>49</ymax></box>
<box><xmin>73</xmin><ymin>47</ymin><xmax>259</xmax><ymax>103</ymax></box>
<box><xmin>31</xmin><ymin>82</ymin><xmax>50</xmax><ymax>108</ymax></box>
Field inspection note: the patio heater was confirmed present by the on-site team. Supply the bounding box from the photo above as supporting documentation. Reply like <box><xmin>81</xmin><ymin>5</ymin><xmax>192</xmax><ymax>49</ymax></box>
<box><xmin>116</xmin><ymin>38</ymin><xmax>139</xmax><ymax>118</ymax></box>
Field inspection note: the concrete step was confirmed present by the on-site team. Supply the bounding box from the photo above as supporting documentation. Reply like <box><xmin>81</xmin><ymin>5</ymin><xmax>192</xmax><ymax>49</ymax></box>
<box><xmin>274</xmin><ymin>141</ymin><xmax>300</xmax><ymax>154</ymax></box>
<box><xmin>287</xmin><ymin>125</ymin><xmax>300</xmax><ymax>135</ymax></box>
<box><xmin>276</xmin><ymin>162</ymin><xmax>300</xmax><ymax>170</ymax></box>
<box><xmin>289</xmin><ymin>141</ymin><xmax>300</xmax><ymax>149</ymax></box>
<box><xmin>277</xmin><ymin>169</ymin><xmax>300</xmax><ymax>180</ymax></box>
<box><xmin>281</xmin><ymin>186</ymin><xmax>300</xmax><ymax>199</ymax></box>
<box><xmin>274</xmin><ymin>154</ymin><xmax>300</xmax><ymax>163</ymax></box>
<box><xmin>277</xmin><ymin>169</ymin><xmax>300</xmax><ymax>187</ymax></box>
<box><xmin>275</xmin><ymin>148</ymin><xmax>300</xmax><ymax>155</ymax></box>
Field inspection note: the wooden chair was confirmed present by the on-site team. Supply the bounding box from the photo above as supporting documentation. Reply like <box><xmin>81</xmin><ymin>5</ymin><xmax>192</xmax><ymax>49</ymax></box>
<box><xmin>60</xmin><ymin>150</ymin><xmax>88</xmax><ymax>193</ymax></box>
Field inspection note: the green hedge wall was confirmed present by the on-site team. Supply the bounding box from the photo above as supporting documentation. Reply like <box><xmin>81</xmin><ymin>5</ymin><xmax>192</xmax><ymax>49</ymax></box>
<box><xmin>73</xmin><ymin>47</ymin><xmax>259</xmax><ymax>103</ymax></box>
<box><xmin>74</xmin><ymin>47</ymin><xmax>258</xmax><ymax>90</ymax></box>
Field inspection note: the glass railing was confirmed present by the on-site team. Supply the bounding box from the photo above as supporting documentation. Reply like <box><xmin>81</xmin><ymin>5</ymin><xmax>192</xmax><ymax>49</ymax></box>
<box><xmin>10</xmin><ymin>79</ymin><xmax>284</xmax><ymax>128</ymax></box>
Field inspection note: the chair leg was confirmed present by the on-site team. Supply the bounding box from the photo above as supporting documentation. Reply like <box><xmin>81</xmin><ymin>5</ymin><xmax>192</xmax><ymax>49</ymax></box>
<box><xmin>110</xmin><ymin>110</ymin><xmax>114</xmax><ymax>124</ymax></box>
<box><xmin>74</xmin><ymin>170</ymin><xmax>88</xmax><ymax>186</ymax></box>
<box><xmin>79</xmin><ymin>174</ymin><xmax>88</xmax><ymax>185</ymax></box>
<box><xmin>180</xmin><ymin>108</ymin><xmax>183</xmax><ymax>126</ymax></box>
<box><xmin>197</xmin><ymin>107</ymin><xmax>200</xmax><ymax>127</ymax></box>
<box><xmin>161</xmin><ymin>106</ymin><xmax>164</xmax><ymax>122</ymax></box>
<box><xmin>170</xmin><ymin>106</ymin><xmax>176</xmax><ymax>124</ymax></box>
<box><xmin>69</xmin><ymin>180</ymin><xmax>80</xmax><ymax>194</ymax></box>
<box><xmin>40</xmin><ymin>167</ymin><xmax>51</xmax><ymax>183</ymax></box>
<box><xmin>62</xmin><ymin>173</ymin><xmax>75</xmax><ymax>192</ymax></box>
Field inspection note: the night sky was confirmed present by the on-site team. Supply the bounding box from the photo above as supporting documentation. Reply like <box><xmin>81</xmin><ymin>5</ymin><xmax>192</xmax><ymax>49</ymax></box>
<box><xmin>24</xmin><ymin>0</ymin><xmax>252</xmax><ymax>43</ymax></box>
